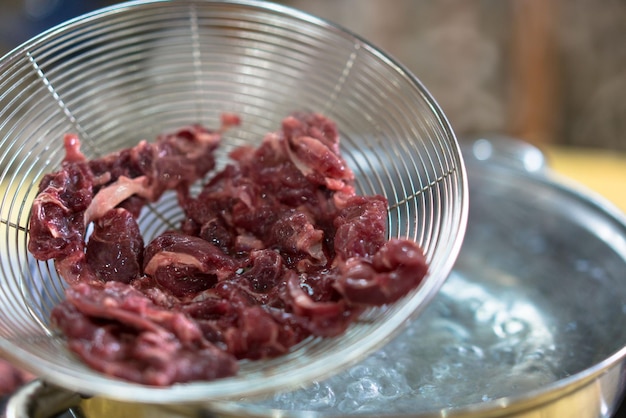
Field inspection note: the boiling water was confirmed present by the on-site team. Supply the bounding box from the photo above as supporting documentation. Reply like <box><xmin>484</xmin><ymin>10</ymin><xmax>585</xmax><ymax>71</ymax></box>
<box><xmin>247</xmin><ymin>272</ymin><xmax>559</xmax><ymax>414</ymax></box>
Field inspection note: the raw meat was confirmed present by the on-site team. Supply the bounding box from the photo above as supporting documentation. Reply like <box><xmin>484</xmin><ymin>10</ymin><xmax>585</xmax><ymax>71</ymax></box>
<box><xmin>28</xmin><ymin>113</ymin><xmax>428</xmax><ymax>386</ymax></box>
<box><xmin>51</xmin><ymin>282</ymin><xmax>238</xmax><ymax>385</ymax></box>
<box><xmin>86</xmin><ymin>208</ymin><xmax>144</xmax><ymax>284</ymax></box>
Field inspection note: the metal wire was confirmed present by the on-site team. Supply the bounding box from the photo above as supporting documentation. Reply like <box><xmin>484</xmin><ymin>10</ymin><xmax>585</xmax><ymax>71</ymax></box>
<box><xmin>0</xmin><ymin>0</ymin><xmax>467</xmax><ymax>404</ymax></box>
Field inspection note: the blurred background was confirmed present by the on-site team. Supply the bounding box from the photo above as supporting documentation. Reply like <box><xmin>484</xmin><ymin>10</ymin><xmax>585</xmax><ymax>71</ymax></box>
<box><xmin>0</xmin><ymin>0</ymin><xmax>625</xmax><ymax>151</ymax></box>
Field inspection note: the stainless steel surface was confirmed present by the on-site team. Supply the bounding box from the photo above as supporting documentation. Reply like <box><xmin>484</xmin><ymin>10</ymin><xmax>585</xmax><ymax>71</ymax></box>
<box><xmin>0</xmin><ymin>0</ymin><xmax>467</xmax><ymax>404</ymax></box>
<box><xmin>7</xmin><ymin>139</ymin><xmax>626</xmax><ymax>417</ymax></box>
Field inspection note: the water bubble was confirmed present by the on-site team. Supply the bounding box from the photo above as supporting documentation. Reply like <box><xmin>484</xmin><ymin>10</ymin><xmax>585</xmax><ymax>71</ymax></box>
<box><xmin>493</xmin><ymin>316</ymin><xmax>528</xmax><ymax>339</ymax></box>
<box><xmin>346</xmin><ymin>377</ymin><xmax>380</xmax><ymax>401</ymax></box>
<box><xmin>376</xmin><ymin>368</ymin><xmax>411</xmax><ymax>398</ymax></box>
<box><xmin>267</xmin><ymin>389</ymin><xmax>298</xmax><ymax>409</ymax></box>
<box><xmin>349</xmin><ymin>364</ymin><xmax>375</xmax><ymax>379</ymax></box>
<box><xmin>475</xmin><ymin>300</ymin><xmax>501</xmax><ymax>322</ymax></box>
<box><xmin>337</xmin><ymin>398</ymin><xmax>361</xmax><ymax>413</ymax></box>
<box><xmin>306</xmin><ymin>381</ymin><xmax>336</xmax><ymax>409</ymax></box>
<box><xmin>244</xmin><ymin>272</ymin><xmax>559</xmax><ymax>414</ymax></box>
<box><xmin>445</xmin><ymin>343</ymin><xmax>485</xmax><ymax>360</ymax></box>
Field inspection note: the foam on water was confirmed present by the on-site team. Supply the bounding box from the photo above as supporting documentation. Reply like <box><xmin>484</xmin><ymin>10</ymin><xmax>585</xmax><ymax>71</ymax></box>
<box><xmin>247</xmin><ymin>272</ymin><xmax>559</xmax><ymax>414</ymax></box>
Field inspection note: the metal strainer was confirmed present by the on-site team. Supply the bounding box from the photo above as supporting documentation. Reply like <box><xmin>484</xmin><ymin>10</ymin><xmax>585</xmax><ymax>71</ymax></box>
<box><xmin>0</xmin><ymin>0</ymin><xmax>467</xmax><ymax>404</ymax></box>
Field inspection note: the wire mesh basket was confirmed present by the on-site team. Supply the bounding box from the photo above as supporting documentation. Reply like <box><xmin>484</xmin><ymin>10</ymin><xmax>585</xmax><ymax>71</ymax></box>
<box><xmin>0</xmin><ymin>0</ymin><xmax>467</xmax><ymax>404</ymax></box>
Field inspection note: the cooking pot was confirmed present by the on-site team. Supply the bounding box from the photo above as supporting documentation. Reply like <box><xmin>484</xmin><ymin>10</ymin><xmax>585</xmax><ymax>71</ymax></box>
<box><xmin>6</xmin><ymin>137</ymin><xmax>626</xmax><ymax>417</ymax></box>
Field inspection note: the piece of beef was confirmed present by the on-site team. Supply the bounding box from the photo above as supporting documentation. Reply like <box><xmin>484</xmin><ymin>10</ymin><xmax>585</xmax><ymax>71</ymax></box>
<box><xmin>268</xmin><ymin>210</ymin><xmax>327</xmax><ymax>271</ymax></box>
<box><xmin>238</xmin><ymin>249</ymin><xmax>284</xmax><ymax>294</ymax></box>
<box><xmin>51</xmin><ymin>282</ymin><xmax>238</xmax><ymax>386</ymax></box>
<box><xmin>27</xmin><ymin>135</ymin><xmax>93</xmax><ymax>262</ymax></box>
<box><xmin>143</xmin><ymin>231</ymin><xmax>240</xmax><ymax>297</ymax></box>
<box><xmin>282</xmin><ymin>112</ymin><xmax>341</xmax><ymax>155</ymax></box>
<box><xmin>197</xmin><ymin>217</ymin><xmax>236</xmax><ymax>254</ymax></box>
<box><xmin>184</xmin><ymin>279</ymin><xmax>308</xmax><ymax>360</ymax></box>
<box><xmin>86</xmin><ymin>208</ymin><xmax>144</xmax><ymax>283</ymax></box>
<box><xmin>179</xmin><ymin>164</ymin><xmax>261</xmax><ymax>234</ymax></box>
<box><xmin>333</xmin><ymin>194</ymin><xmax>388</xmax><ymax>260</ymax></box>
<box><xmin>284</xmin><ymin>271</ymin><xmax>358</xmax><ymax>337</ymax></box>
<box><xmin>334</xmin><ymin>239</ymin><xmax>428</xmax><ymax>306</ymax></box>
<box><xmin>282</xmin><ymin>113</ymin><xmax>354</xmax><ymax>191</ymax></box>
<box><xmin>89</xmin><ymin>123</ymin><xmax>225</xmax><ymax>200</ymax></box>
<box><xmin>230</xmin><ymin>129</ymin><xmax>325</xmax><ymax>212</ymax></box>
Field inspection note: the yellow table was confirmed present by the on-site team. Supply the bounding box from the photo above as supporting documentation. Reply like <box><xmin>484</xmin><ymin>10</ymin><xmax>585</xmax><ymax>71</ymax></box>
<box><xmin>546</xmin><ymin>146</ymin><xmax>626</xmax><ymax>215</ymax></box>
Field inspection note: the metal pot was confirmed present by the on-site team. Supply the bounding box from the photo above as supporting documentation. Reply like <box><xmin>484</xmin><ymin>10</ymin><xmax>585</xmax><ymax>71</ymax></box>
<box><xmin>7</xmin><ymin>138</ymin><xmax>626</xmax><ymax>417</ymax></box>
